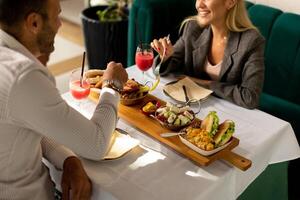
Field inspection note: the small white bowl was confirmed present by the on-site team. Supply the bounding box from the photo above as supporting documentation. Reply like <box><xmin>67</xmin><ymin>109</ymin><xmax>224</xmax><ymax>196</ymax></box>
<box><xmin>179</xmin><ymin>135</ymin><xmax>232</xmax><ymax>156</ymax></box>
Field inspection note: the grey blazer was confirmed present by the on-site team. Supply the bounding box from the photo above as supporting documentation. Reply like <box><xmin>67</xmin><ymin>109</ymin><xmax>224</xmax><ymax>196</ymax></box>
<box><xmin>160</xmin><ymin>21</ymin><xmax>265</xmax><ymax>109</ymax></box>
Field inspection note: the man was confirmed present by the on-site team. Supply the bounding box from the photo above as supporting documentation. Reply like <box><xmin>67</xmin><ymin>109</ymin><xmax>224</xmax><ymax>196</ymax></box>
<box><xmin>0</xmin><ymin>0</ymin><xmax>128</xmax><ymax>199</ymax></box>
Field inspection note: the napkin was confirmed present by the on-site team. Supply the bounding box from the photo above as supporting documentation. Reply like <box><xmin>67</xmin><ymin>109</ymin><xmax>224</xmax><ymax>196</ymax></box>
<box><xmin>104</xmin><ymin>130</ymin><xmax>140</xmax><ymax>160</ymax></box>
<box><xmin>163</xmin><ymin>77</ymin><xmax>213</xmax><ymax>102</ymax></box>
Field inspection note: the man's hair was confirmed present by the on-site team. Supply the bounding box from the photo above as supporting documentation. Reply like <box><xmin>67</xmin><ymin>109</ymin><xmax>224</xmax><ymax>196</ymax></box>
<box><xmin>0</xmin><ymin>0</ymin><xmax>48</xmax><ymax>27</ymax></box>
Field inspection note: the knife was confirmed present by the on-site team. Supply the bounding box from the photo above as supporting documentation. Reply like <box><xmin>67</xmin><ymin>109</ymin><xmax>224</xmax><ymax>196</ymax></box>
<box><xmin>160</xmin><ymin>132</ymin><xmax>186</xmax><ymax>138</ymax></box>
<box><xmin>182</xmin><ymin>85</ymin><xmax>189</xmax><ymax>103</ymax></box>
<box><xmin>115</xmin><ymin>128</ymin><xmax>129</xmax><ymax>135</ymax></box>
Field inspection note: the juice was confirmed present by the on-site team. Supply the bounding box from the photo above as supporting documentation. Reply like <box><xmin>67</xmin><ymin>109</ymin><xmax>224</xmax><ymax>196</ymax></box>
<box><xmin>70</xmin><ymin>80</ymin><xmax>90</xmax><ymax>100</ymax></box>
<box><xmin>135</xmin><ymin>52</ymin><xmax>154</xmax><ymax>71</ymax></box>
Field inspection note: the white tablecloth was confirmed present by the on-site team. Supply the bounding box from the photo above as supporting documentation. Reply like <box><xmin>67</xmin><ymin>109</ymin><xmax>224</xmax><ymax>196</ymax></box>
<box><xmin>57</xmin><ymin>66</ymin><xmax>300</xmax><ymax>200</ymax></box>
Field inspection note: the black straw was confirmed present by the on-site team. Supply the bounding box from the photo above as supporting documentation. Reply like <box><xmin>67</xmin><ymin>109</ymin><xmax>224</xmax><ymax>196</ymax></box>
<box><xmin>80</xmin><ymin>51</ymin><xmax>86</xmax><ymax>87</ymax></box>
<box><xmin>135</xmin><ymin>19</ymin><xmax>143</xmax><ymax>51</ymax></box>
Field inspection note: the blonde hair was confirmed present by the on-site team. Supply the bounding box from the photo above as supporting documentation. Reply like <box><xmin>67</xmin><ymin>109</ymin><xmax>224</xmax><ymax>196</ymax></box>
<box><xmin>180</xmin><ymin>0</ymin><xmax>257</xmax><ymax>33</ymax></box>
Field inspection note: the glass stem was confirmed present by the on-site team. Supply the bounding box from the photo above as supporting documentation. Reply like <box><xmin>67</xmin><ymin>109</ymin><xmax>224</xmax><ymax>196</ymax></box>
<box><xmin>142</xmin><ymin>71</ymin><xmax>146</xmax><ymax>84</ymax></box>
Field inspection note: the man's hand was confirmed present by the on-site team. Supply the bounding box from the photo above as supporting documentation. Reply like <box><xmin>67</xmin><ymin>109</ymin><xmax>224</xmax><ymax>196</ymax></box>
<box><xmin>61</xmin><ymin>156</ymin><xmax>92</xmax><ymax>200</ymax></box>
<box><xmin>102</xmin><ymin>61</ymin><xmax>128</xmax><ymax>87</ymax></box>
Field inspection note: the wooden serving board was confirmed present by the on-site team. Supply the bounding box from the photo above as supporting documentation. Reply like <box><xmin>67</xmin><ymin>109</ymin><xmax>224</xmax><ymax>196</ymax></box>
<box><xmin>89</xmin><ymin>94</ymin><xmax>252</xmax><ymax>171</ymax></box>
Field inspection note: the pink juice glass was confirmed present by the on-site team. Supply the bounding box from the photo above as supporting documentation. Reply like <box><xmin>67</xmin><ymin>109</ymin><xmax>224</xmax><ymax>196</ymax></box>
<box><xmin>69</xmin><ymin>69</ymin><xmax>90</xmax><ymax>107</ymax></box>
<box><xmin>135</xmin><ymin>43</ymin><xmax>154</xmax><ymax>82</ymax></box>
<box><xmin>136</xmin><ymin>51</ymin><xmax>154</xmax><ymax>71</ymax></box>
<box><xmin>70</xmin><ymin>80</ymin><xmax>90</xmax><ymax>100</ymax></box>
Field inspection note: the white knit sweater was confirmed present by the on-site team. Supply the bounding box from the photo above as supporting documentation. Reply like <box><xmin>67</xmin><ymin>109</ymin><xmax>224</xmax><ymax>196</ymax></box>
<box><xmin>0</xmin><ymin>29</ymin><xmax>120</xmax><ymax>199</ymax></box>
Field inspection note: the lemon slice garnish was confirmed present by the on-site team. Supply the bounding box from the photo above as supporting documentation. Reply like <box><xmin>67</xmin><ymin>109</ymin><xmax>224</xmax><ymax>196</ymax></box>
<box><xmin>149</xmin><ymin>76</ymin><xmax>160</xmax><ymax>92</ymax></box>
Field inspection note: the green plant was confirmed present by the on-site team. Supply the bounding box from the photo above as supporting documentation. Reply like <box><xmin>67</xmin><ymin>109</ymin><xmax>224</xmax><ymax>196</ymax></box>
<box><xmin>96</xmin><ymin>0</ymin><xmax>131</xmax><ymax>22</ymax></box>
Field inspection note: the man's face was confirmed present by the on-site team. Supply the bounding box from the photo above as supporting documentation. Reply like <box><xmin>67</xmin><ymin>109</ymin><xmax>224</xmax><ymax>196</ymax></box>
<box><xmin>37</xmin><ymin>0</ymin><xmax>61</xmax><ymax>55</ymax></box>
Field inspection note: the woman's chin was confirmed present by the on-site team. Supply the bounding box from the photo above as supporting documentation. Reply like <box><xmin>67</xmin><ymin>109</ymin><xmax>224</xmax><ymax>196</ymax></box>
<box><xmin>197</xmin><ymin>16</ymin><xmax>210</xmax><ymax>26</ymax></box>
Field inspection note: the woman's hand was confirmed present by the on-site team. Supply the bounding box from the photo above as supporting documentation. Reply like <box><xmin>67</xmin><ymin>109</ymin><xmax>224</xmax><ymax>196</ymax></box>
<box><xmin>151</xmin><ymin>35</ymin><xmax>174</xmax><ymax>62</ymax></box>
<box><xmin>61</xmin><ymin>156</ymin><xmax>92</xmax><ymax>200</ymax></box>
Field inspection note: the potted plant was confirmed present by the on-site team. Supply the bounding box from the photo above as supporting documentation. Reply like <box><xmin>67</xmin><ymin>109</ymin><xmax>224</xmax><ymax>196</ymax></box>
<box><xmin>81</xmin><ymin>0</ymin><xmax>131</xmax><ymax>69</ymax></box>
<box><xmin>96</xmin><ymin>0</ymin><xmax>129</xmax><ymax>22</ymax></box>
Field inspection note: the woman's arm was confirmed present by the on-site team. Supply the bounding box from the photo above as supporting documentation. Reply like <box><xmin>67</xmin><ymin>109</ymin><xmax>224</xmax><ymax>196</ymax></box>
<box><xmin>155</xmin><ymin>22</ymin><xmax>199</xmax><ymax>75</ymax></box>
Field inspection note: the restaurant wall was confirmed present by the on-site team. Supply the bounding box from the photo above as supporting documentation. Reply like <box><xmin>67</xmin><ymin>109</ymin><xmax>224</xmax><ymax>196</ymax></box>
<box><xmin>248</xmin><ymin>0</ymin><xmax>300</xmax><ymax>14</ymax></box>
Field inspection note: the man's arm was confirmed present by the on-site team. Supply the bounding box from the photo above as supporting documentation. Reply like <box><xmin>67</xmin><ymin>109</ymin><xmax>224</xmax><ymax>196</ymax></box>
<box><xmin>9</xmin><ymin>68</ymin><xmax>118</xmax><ymax>161</ymax></box>
<box><xmin>41</xmin><ymin>136</ymin><xmax>92</xmax><ymax>200</ymax></box>
<box><xmin>41</xmin><ymin>136</ymin><xmax>75</xmax><ymax>170</ymax></box>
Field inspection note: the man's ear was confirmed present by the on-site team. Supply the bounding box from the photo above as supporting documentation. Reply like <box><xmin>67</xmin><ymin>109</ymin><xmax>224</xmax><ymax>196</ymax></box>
<box><xmin>225</xmin><ymin>0</ymin><xmax>237</xmax><ymax>10</ymax></box>
<box><xmin>24</xmin><ymin>12</ymin><xmax>43</xmax><ymax>34</ymax></box>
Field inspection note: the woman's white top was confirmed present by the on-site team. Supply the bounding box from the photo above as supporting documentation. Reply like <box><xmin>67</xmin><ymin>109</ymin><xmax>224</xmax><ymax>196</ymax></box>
<box><xmin>203</xmin><ymin>57</ymin><xmax>222</xmax><ymax>81</ymax></box>
<box><xmin>0</xmin><ymin>29</ymin><xmax>119</xmax><ymax>199</ymax></box>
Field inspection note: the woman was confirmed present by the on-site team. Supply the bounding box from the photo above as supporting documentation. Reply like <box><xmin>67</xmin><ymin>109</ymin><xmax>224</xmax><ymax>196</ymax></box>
<box><xmin>151</xmin><ymin>0</ymin><xmax>265</xmax><ymax>109</ymax></box>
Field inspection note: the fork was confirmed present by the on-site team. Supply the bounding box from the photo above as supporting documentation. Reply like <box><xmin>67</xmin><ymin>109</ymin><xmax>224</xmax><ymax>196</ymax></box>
<box><xmin>153</xmin><ymin>34</ymin><xmax>170</xmax><ymax>76</ymax></box>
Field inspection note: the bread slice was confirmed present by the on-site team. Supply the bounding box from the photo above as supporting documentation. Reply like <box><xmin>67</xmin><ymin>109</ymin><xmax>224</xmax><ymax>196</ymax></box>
<box><xmin>214</xmin><ymin>120</ymin><xmax>235</xmax><ymax>147</ymax></box>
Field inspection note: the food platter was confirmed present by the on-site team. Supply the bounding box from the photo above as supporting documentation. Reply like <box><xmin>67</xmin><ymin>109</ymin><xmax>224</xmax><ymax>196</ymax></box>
<box><xmin>89</xmin><ymin>94</ymin><xmax>252</xmax><ymax>171</ymax></box>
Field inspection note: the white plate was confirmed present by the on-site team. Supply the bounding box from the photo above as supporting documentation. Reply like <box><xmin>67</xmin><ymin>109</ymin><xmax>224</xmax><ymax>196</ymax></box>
<box><xmin>103</xmin><ymin>129</ymin><xmax>140</xmax><ymax>160</ymax></box>
<box><xmin>179</xmin><ymin>135</ymin><xmax>231</xmax><ymax>156</ymax></box>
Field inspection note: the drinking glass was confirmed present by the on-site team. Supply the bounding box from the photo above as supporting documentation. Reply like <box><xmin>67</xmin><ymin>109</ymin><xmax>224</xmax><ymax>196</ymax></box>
<box><xmin>69</xmin><ymin>68</ymin><xmax>90</xmax><ymax>108</ymax></box>
<box><xmin>135</xmin><ymin>43</ymin><xmax>154</xmax><ymax>82</ymax></box>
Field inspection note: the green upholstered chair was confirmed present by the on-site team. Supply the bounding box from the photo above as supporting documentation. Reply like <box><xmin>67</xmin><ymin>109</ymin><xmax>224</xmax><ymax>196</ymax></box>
<box><xmin>259</xmin><ymin>12</ymin><xmax>300</xmax><ymax>147</ymax></box>
<box><xmin>248</xmin><ymin>5</ymin><xmax>282</xmax><ymax>46</ymax></box>
<box><xmin>262</xmin><ymin>13</ymin><xmax>300</xmax><ymax>106</ymax></box>
<box><xmin>258</xmin><ymin>13</ymin><xmax>300</xmax><ymax>200</ymax></box>
<box><xmin>245</xmin><ymin>1</ymin><xmax>254</xmax><ymax>9</ymax></box>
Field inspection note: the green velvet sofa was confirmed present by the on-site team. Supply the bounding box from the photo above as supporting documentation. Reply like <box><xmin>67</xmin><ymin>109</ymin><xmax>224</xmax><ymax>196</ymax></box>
<box><xmin>247</xmin><ymin>3</ymin><xmax>300</xmax><ymax>200</ymax></box>
<box><xmin>127</xmin><ymin>0</ymin><xmax>300</xmax><ymax>199</ymax></box>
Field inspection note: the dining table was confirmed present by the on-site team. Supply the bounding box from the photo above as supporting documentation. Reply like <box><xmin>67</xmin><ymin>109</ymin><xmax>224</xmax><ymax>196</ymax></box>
<box><xmin>50</xmin><ymin>66</ymin><xmax>300</xmax><ymax>200</ymax></box>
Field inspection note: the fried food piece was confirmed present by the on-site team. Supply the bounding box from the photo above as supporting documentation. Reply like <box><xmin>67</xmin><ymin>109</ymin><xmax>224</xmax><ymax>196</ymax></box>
<box><xmin>88</xmin><ymin>76</ymin><xmax>102</xmax><ymax>85</ymax></box>
<box><xmin>94</xmin><ymin>77</ymin><xmax>103</xmax><ymax>88</ymax></box>
<box><xmin>123</xmin><ymin>79</ymin><xmax>140</xmax><ymax>93</ymax></box>
<box><xmin>84</xmin><ymin>69</ymin><xmax>104</xmax><ymax>78</ymax></box>
<box><xmin>185</xmin><ymin>128</ymin><xmax>215</xmax><ymax>151</ymax></box>
<box><xmin>84</xmin><ymin>69</ymin><xmax>104</xmax><ymax>89</ymax></box>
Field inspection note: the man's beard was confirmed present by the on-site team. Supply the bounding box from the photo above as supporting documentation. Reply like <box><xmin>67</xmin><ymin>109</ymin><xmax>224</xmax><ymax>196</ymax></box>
<box><xmin>36</xmin><ymin>22</ymin><xmax>56</xmax><ymax>55</ymax></box>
